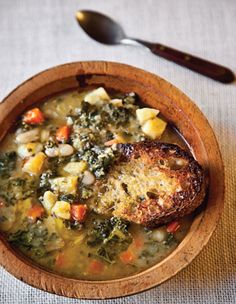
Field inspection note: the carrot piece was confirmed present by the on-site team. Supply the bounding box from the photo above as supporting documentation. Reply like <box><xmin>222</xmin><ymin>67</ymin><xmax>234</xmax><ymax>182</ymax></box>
<box><xmin>23</xmin><ymin>108</ymin><xmax>44</xmax><ymax>124</ymax></box>
<box><xmin>104</xmin><ymin>139</ymin><xmax>118</xmax><ymax>146</ymax></box>
<box><xmin>0</xmin><ymin>198</ymin><xmax>5</xmax><ymax>208</ymax></box>
<box><xmin>56</xmin><ymin>125</ymin><xmax>71</xmax><ymax>142</ymax></box>
<box><xmin>88</xmin><ymin>260</ymin><xmax>104</xmax><ymax>274</ymax></box>
<box><xmin>26</xmin><ymin>205</ymin><xmax>44</xmax><ymax>221</ymax></box>
<box><xmin>133</xmin><ymin>236</ymin><xmax>144</xmax><ymax>249</ymax></box>
<box><xmin>119</xmin><ymin>250</ymin><xmax>135</xmax><ymax>264</ymax></box>
<box><xmin>166</xmin><ymin>221</ymin><xmax>180</xmax><ymax>233</ymax></box>
<box><xmin>55</xmin><ymin>252</ymin><xmax>65</xmax><ymax>268</ymax></box>
<box><xmin>70</xmin><ymin>204</ymin><xmax>87</xmax><ymax>222</ymax></box>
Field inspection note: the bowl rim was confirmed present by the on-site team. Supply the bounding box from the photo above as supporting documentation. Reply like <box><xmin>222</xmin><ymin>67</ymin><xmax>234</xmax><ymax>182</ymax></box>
<box><xmin>0</xmin><ymin>61</ymin><xmax>224</xmax><ymax>299</ymax></box>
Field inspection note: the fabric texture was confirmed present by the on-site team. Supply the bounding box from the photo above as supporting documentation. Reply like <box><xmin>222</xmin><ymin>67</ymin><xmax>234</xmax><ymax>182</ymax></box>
<box><xmin>0</xmin><ymin>0</ymin><xmax>235</xmax><ymax>303</ymax></box>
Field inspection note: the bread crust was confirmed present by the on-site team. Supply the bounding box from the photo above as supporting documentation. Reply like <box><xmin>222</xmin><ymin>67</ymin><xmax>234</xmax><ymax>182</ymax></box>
<box><xmin>90</xmin><ymin>141</ymin><xmax>207</xmax><ymax>227</ymax></box>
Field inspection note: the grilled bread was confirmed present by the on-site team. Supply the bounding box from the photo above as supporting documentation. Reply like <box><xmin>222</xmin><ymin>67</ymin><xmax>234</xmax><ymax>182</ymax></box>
<box><xmin>89</xmin><ymin>141</ymin><xmax>207</xmax><ymax>227</ymax></box>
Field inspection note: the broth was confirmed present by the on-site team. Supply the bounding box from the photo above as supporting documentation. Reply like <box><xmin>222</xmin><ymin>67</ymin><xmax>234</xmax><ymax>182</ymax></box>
<box><xmin>0</xmin><ymin>88</ymin><xmax>192</xmax><ymax>280</ymax></box>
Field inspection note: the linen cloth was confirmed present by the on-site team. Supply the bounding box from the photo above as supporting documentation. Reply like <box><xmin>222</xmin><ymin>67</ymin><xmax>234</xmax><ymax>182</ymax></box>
<box><xmin>0</xmin><ymin>0</ymin><xmax>235</xmax><ymax>303</ymax></box>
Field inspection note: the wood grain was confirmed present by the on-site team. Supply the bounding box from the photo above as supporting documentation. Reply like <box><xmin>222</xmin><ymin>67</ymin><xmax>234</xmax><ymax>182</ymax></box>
<box><xmin>0</xmin><ymin>62</ymin><xmax>224</xmax><ymax>299</ymax></box>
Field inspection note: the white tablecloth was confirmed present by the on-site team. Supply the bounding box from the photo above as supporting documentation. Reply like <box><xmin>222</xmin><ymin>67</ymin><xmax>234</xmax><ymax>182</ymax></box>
<box><xmin>0</xmin><ymin>0</ymin><xmax>236</xmax><ymax>303</ymax></box>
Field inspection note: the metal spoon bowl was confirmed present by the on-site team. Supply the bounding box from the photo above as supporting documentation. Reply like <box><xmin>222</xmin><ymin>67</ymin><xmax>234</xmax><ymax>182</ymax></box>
<box><xmin>76</xmin><ymin>10</ymin><xmax>234</xmax><ymax>83</ymax></box>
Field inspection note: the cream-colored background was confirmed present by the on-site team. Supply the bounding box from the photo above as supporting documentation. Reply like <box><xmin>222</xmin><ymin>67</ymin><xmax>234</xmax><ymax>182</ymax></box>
<box><xmin>0</xmin><ymin>0</ymin><xmax>235</xmax><ymax>303</ymax></box>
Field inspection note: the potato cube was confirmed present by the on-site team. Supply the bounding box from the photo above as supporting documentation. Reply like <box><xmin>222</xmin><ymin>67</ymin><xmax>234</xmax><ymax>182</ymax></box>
<box><xmin>142</xmin><ymin>117</ymin><xmax>167</xmax><ymax>139</ymax></box>
<box><xmin>43</xmin><ymin>191</ymin><xmax>57</xmax><ymax>213</ymax></box>
<box><xmin>49</xmin><ymin>176</ymin><xmax>78</xmax><ymax>194</ymax></box>
<box><xmin>22</xmin><ymin>152</ymin><xmax>46</xmax><ymax>175</ymax></box>
<box><xmin>136</xmin><ymin>108</ymin><xmax>160</xmax><ymax>125</ymax></box>
<box><xmin>84</xmin><ymin>87</ymin><xmax>110</xmax><ymax>105</ymax></box>
<box><xmin>51</xmin><ymin>201</ymin><xmax>71</xmax><ymax>219</ymax></box>
<box><xmin>63</xmin><ymin>161</ymin><xmax>87</xmax><ymax>176</ymax></box>
<box><xmin>110</xmin><ymin>99</ymin><xmax>123</xmax><ymax>107</ymax></box>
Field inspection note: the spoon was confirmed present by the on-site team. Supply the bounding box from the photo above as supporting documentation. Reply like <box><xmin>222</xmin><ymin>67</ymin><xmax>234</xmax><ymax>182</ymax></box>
<box><xmin>76</xmin><ymin>10</ymin><xmax>235</xmax><ymax>84</ymax></box>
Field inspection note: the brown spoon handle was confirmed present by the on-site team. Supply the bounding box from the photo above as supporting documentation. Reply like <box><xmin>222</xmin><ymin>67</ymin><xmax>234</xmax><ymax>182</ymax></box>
<box><xmin>135</xmin><ymin>39</ymin><xmax>235</xmax><ymax>83</ymax></box>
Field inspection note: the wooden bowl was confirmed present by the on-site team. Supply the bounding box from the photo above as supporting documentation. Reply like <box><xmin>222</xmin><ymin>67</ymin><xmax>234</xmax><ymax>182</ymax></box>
<box><xmin>0</xmin><ymin>62</ymin><xmax>224</xmax><ymax>299</ymax></box>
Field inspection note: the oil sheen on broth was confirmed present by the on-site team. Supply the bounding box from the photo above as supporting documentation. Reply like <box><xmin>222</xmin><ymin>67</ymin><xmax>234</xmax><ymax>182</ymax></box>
<box><xmin>0</xmin><ymin>88</ymin><xmax>192</xmax><ymax>280</ymax></box>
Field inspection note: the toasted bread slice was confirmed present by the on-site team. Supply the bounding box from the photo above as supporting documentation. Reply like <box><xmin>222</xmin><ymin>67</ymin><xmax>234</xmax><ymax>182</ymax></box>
<box><xmin>89</xmin><ymin>141</ymin><xmax>207</xmax><ymax>227</ymax></box>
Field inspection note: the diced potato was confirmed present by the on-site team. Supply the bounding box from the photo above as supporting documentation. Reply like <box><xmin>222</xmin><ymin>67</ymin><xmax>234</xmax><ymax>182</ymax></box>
<box><xmin>43</xmin><ymin>216</ymin><xmax>65</xmax><ymax>251</ymax></box>
<box><xmin>110</xmin><ymin>99</ymin><xmax>123</xmax><ymax>107</ymax></box>
<box><xmin>141</xmin><ymin>117</ymin><xmax>167</xmax><ymax>139</ymax></box>
<box><xmin>22</xmin><ymin>152</ymin><xmax>46</xmax><ymax>175</ymax></box>
<box><xmin>136</xmin><ymin>108</ymin><xmax>160</xmax><ymax>125</ymax></box>
<box><xmin>63</xmin><ymin>161</ymin><xmax>87</xmax><ymax>176</ymax></box>
<box><xmin>42</xmin><ymin>191</ymin><xmax>57</xmax><ymax>214</ymax></box>
<box><xmin>17</xmin><ymin>142</ymin><xmax>43</xmax><ymax>158</ymax></box>
<box><xmin>51</xmin><ymin>201</ymin><xmax>71</xmax><ymax>219</ymax></box>
<box><xmin>84</xmin><ymin>87</ymin><xmax>110</xmax><ymax>105</ymax></box>
<box><xmin>40</xmin><ymin>129</ymin><xmax>50</xmax><ymax>142</ymax></box>
<box><xmin>49</xmin><ymin>176</ymin><xmax>78</xmax><ymax>194</ymax></box>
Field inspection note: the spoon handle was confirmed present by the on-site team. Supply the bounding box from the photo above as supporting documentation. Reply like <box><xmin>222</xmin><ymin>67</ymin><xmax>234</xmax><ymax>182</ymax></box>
<box><xmin>134</xmin><ymin>39</ymin><xmax>234</xmax><ymax>83</ymax></box>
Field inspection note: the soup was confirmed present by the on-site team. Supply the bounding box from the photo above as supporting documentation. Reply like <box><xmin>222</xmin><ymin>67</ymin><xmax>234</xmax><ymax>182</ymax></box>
<box><xmin>0</xmin><ymin>88</ymin><xmax>192</xmax><ymax>280</ymax></box>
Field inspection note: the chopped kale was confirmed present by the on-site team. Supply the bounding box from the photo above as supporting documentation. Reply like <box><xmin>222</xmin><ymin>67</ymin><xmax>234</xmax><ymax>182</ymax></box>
<box><xmin>58</xmin><ymin>193</ymin><xmax>77</xmax><ymax>203</ymax></box>
<box><xmin>80</xmin><ymin>187</ymin><xmax>93</xmax><ymax>200</ymax></box>
<box><xmin>164</xmin><ymin>233</ymin><xmax>176</xmax><ymax>247</ymax></box>
<box><xmin>8</xmin><ymin>220</ymin><xmax>48</xmax><ymax>258</ymax></box>
<box><xmin>38</xmin><ymin>169</ymin><xmax>56</xmax><ymax>193</ymax></box>
<box><xmin>87</xmin><ymin>217</ymin><xmax>132</xmax><ymax>263</ymax></box>
<box><xmin>64</xmin><ymin>219</ymin><xmax>83</xmax><ymax>230</ymax></box>
<box><xmin>103</xmin><ymin>103</ymin><xmax>131</xmax><ymax>126</ymax></box>
<box><xmin>0</xmin><ymin>151</ymin><xmax>17</xmax><ymax>178</ymax></box>
<box><xmin>80</xmin><ymin>146</ymin><xmax>116</xmax><ymax>178</ymax></box>
<box><xmin>0</xmin><ymin>176</ymin><xmax>36</xmax><ymax>206</ymax></box>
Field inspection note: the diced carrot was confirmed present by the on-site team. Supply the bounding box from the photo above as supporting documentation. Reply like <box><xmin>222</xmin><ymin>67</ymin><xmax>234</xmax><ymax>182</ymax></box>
<box><xmin>104</xmin><ymin>139</ymin><xmax>118</xmax><ymax>146</ymax></box>
<box><xmin>55</xmin><ymin>252</ymin><xmax>65</xmax><ymax>268</ymax></box>
<box><xmin>70</xmin><ymin>204</ymin><xmax>87</xmax><ymax>222</ymax></box>
<box><xmin>88</xmin><ymin>260</ymin><xmax>104</xmax><ymax>274</ymax></box>
<box><xmin>133</xmin><ymin>236</ymin><xmax>144</xmax><ymax>249</ymax></box>
<box><xmin>104</xmin><ymin>134</ymin><xmax>126</xmax><ymax>146</ymax></box>
<box><xmin>26</xmin><ymin>205</ymin><xmax>44</xmax><ymax>221</ymax></box>
<box><xmin>23</xmin><ymin>108</ymin><xmax>44</xmax><ymax>124</ymax></box>
<box><xmin>119</xmin><ymin>250</ymin><xmax>135</xmax><ymax>264</ymax></box>
<box><xmin>166</xmin><ymin>221</ymin><xmax>180</xmax><ymax>233</ymax></box>
<box><xmin>0</xmin><ymin>198</ymin><xmax>5</xmax><ymax>208</ymax></box>
<box><xmin>56</xmin><ymin>125</ymin><xmax>71</xmax><ymax>142</ymax></box>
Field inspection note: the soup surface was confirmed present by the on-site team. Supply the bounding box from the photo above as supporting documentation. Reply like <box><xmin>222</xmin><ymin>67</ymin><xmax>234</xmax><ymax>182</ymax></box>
<box><xmin>0</xmin><ymin>88</ymin><xmax>192</xmax><ymax>280</ymax></box>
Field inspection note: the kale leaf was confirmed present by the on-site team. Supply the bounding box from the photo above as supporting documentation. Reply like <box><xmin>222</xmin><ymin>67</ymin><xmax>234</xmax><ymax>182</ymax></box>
<box><xmin>87</xmin><ymin>217</ymin><xmax>132</xmax><ymax>263</ymax></box>
<box><xmin>0</xmin><ymin>151</ymin><xmax>17</xmax><ymax>178</ymax></box>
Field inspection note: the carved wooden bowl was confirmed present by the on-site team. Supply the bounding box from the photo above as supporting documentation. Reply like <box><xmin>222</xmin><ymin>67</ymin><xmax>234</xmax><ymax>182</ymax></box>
<box><xmin>0</xmin><ymin>62</ymin><xmax>224</xmax><ymax>299</ymax></box>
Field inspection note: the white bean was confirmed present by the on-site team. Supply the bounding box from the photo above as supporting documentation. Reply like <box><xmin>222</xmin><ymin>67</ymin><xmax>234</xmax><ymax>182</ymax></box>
<box><xmin>45</xmin><ymin>147</ymin><xmax>59</xmax><ymax>158</ymax></box>
<box><xmin>15</xmin><ymin>128</ymin><xmax>40</xmax><ymax>144</ymax></box>
<box><xmin>82</xmin><ymin>170</ymin><xmax>95</xmax><ymax>185</ymax></box>
<box><xmin>151</xmin><ymin>228</ymin><xmax>167</xmax><ymax>242</ymax></box>
<box><xmin>17</xmin><ymin>142</ymin><xmax>43</xmax><ymax>158</ymax></box>
<box><xmin>58</xmin><ymin>144</ymin><xmax>74</xmax><ymax>156</ymax></box>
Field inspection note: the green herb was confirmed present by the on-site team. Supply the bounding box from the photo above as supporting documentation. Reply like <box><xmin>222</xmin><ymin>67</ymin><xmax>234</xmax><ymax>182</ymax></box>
<box><xmin>164</xmin><ymin>233</ymin><xmax>176</xmax><ymax>247</ymax></box>
<box><xmin>0</xmin><ymin>176</ymin><xmax>36</xmax><ymax>206</ymax></box>
<box><xmin>39</xmin><ymin>169</ymin><xmax>56</xmax><ymax>193</ymax></box>
<box><xmin>0</xmin><ymin>151</ymin><xmax>17</xmax><ymax>178</ymax></box>
<box><xmin>58</xmin><ymin>194</ymin><xmax>77</xmax><ymax>203</ymax></box>
<box><xmin>64</xmin><ymin>219</ymin><xmax>83</xmax><ymax>230</ymax></box>
<box><xmin>80</xmin><ymin>146</ymin><xmax>116</xmax><ymax>179</ymax></box>
<box><xmin>87</xmin><ymin>217</ymin><xmax>132</xmax><ymax>263</ymax></box>
<box><xmin>8</xmin><ymin>220</ymin><xmax>49</xmax><ymax>258</ymax></box>
<box><xmin>80</xmin><ymin>187</ymin><xmax>93</xmax><ymax>200</ymax></box>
